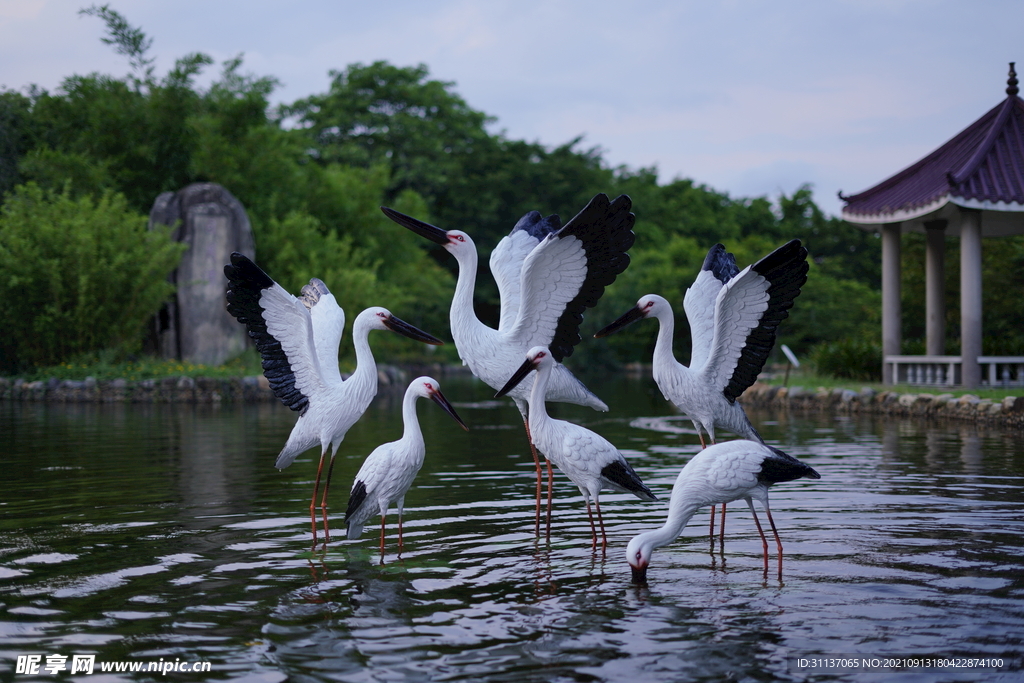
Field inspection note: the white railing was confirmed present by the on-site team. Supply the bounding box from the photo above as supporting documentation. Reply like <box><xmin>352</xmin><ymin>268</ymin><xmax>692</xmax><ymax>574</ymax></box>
<box><xmin>885</xmin><ymin>355</ymin><xmax>1024</xmax><ymax>387</ymax></box>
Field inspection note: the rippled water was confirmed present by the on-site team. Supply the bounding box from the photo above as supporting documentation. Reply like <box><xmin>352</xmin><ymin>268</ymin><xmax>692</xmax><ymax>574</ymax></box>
<box><xmin>2</xmin><ymin>374</ymin><xmax>1024</xmax><ymax>682</ymax></box>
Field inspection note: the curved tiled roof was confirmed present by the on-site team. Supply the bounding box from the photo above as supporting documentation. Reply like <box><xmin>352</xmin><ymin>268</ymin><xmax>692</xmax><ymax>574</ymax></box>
<box><xmin>842</xmin><ymin>65</ymin><xmax>1024</xmax><ymax>222</ymax></box>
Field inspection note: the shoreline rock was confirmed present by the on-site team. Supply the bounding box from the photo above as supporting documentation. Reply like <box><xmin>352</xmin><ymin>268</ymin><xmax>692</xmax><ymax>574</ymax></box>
<box><xmin>738</xmin><ymin>382</ymin><xmax>1024</xmax><ymax>429</ymax></box>
<box><xmin>0</xmin><ymin>363</ymin><xmax>468</xmax><ymax>404</ymax></box>
<box><xmin>4</xmin><ymin>370</ymin><xmax>1022</xmax><ymax>429</ymax></box>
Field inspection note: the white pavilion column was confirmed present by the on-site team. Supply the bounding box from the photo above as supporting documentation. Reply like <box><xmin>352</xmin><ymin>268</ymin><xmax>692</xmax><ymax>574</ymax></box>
<box><xmin>959</xmin><ymin>209</ymin><xmax>983</xmax><ymax>388</ymax></box>
<box><xmin>881</xmin><ymin>222</ymin><xmax>902</xmax><ymax>384</ymax></box>
<box><xmin>924</xmin><ymin>220</ymin><xmax>946</xmax><ymax>355</ymax></box>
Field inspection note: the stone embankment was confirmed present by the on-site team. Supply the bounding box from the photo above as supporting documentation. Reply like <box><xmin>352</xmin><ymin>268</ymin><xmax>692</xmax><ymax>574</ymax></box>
<box><xmin>739</xmin><ymin>381</ymin><xmax>1024</xmax><ymax>428</ymax></box>
<box><xmin>4</xmin><ymin>372</ymin><xmax>1024</xmax><ymax>429</ymax></box>
<box><xmin>0</xmin><ymin>365</ymin><xmax>428</xmax><ymax>404</ymax></box>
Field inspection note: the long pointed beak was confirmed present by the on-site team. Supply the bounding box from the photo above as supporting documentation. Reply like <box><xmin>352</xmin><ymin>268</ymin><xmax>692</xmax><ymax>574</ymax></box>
<box><xmin>381</xmin><ymin>207</ymin><xmax>449</xmax><ymax>245</ymax></box>
<box><xmin>495</xmin><ymin>357</ymin><xmax>536</xmax><ymax>398</ymax></box>
<box><xmin>429</xmin><ymin>388</ymin><xmax>469</xmax><ymax>431</ymax></box>
<box><xmin>630</xmin><ymin>563</ymin><xmax>649</xmax><ymax>585</ymax></box>
<box><xmin>594</xmin><ymin>305</ymin><xmax>646</xmax><ymax>338</ymax></box>
<box><xmin>383</xmin><ymin>315</ymin><xmax>444</xmax><ymax>345</ymax></box>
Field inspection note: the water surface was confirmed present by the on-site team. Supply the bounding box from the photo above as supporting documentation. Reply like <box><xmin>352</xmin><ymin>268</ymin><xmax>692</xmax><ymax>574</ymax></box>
<box><xmin>1</xmin><ymin>374</ymin><xmax>1023</xmax><ymax>682</ymax></box>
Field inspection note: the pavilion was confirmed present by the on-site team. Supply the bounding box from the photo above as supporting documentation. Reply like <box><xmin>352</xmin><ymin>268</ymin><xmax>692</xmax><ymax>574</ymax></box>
<box><xmin>841</xmin><ymin>64</ymin><xmax>1024</xmax><ymax>388</ymax></box>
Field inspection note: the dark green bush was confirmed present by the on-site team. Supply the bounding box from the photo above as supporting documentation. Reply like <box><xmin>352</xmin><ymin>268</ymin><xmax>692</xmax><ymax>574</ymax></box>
<box><xmin>811</xmin><ymin>337</ymin><xmax>882</xmax><ymax>382</ymax></box>
<box><xmin>0</xmin><ymin>183</ymin><xmax>185</xmax><ymax>372</ymax></box>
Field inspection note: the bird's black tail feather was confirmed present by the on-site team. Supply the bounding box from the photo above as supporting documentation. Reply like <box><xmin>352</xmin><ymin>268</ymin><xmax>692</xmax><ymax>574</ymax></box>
<box><xmin>601</xmin><ymin>460</ymin><xmax>658</xmax><ymax>501</ymax></box>
<box><xmin>759</xmin><ymin>445</ymin><xmax>820</xmax><ymax>484</ymax></box>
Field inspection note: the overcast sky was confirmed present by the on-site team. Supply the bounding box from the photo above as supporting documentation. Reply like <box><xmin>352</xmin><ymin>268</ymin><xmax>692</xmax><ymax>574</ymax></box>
<box><xmin>2</xmin><ymin>0</ymin><xmax>1021</xmax><ymax>216</ymax></box>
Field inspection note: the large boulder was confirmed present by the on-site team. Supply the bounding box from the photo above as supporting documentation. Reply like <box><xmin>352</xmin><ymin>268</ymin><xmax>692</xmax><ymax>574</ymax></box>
<box><xmin>149</xmin><ymin>183</ymin><xmax>255</xmax><ymax>366</ymax></box>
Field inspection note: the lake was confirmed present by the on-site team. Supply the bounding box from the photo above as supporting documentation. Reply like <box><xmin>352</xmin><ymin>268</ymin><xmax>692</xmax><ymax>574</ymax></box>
<box><xmin>1</xmin><ymin>373</ymin><xmax>1023</xmax><ymax>682</ymax></box>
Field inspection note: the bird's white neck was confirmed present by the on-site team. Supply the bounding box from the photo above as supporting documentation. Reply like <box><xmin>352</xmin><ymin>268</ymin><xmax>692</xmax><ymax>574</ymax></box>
<box><xmin>651</xmin><ymin>306</ymin><xmax>677</xmax><ymax>366</ymax></box>
<box><xmin>636</xmin><ymin>499</ymin><xmax>702</xmax><ymax>553</ymax></box>
<box><xmin>449</xmin><ymin>245</ymin><xmax>491</xmax><ymax>344</ymax></box>
<box><xmin>401</xmin><ymin>390</ymin><xmax>424</xmax><ymax>445</ymax></box>
<box><xmin>526</xmin><ymin>362</ymin><xmax>553</xmax><ymax>429</ymax></box>
<box><xmin>346</xmin><ymin>321</ymin><xmax>379</xmax><ymax>397</ymax></box>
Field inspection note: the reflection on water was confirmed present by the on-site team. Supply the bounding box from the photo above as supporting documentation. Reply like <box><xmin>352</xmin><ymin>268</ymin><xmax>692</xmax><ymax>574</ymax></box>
<box><xmin>1</xmin><ymin>375</ymin><xmax>1024</xmax><ymax>682</ymax></box>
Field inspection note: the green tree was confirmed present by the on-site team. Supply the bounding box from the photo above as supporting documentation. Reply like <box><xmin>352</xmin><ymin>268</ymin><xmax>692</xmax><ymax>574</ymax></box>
<box><xmin>286</xmin><ymin>61</ymin><xmax>493</xmax><ymax>203</ymax></box>
<box><xmin>782</xmin><ymin>185</ymin><xmax>880</xmax><ymax>287</ymax></box>
<box><xmin>581</xmin><ymin>185</ymin><xmax>881</xmax><ymax>371</ymax></box>
<box><xmin>0</xmin><ymin>184</ymin><xmax>184</xmax><ymax>371</ymax></box>
<box><xmin>0</xmin><ymin>89</ymin><xmax>33</xmax><ymax>198</ymax></box>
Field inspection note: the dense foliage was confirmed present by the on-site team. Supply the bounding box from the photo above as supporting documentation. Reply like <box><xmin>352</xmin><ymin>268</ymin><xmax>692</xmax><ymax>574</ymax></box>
<box><xmin>0</xmin><ymin>184</ymin><xmax>184</xmax><ymax>370</ymax></box>
<box><xmin>20</xmin><ymin>4</ymin><xmax>1005</xmax><ymax>379</ymax></box>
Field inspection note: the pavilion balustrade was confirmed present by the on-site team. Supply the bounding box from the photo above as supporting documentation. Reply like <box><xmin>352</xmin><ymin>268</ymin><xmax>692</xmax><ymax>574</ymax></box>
<box><xmin>885</xmin><ymin>355</ymin><xmax>1024</xmax><ymax>387</ymax></box>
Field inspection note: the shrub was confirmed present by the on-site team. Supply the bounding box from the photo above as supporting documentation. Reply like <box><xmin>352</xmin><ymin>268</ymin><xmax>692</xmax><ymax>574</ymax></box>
<box><xmin>0</xmin><ymin>183</ymin><xmax>185</xmax><ymax>372</ymax></box>
<box><xmin>810</xmin><ymin>337</ymin><xmax>882</xmax><ymax>382</ymax></box>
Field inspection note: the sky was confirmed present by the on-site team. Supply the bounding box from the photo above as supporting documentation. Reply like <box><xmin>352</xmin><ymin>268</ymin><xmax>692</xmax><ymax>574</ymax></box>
<box><xmin>1</xmin><ymin>0</ymin><xmax>1022</xmax><ymax>217</ymax></box>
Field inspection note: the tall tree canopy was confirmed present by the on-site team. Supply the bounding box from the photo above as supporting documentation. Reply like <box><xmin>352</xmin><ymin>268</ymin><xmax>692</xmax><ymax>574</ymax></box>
<box><xmin>0</xmin><ymin>4</ymin><xmax>935</xmax><ymax>376</ymax></box>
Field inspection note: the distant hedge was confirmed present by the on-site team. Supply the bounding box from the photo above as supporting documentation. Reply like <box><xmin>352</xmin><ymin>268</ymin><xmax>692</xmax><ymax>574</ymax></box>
<box><xmin>0</xmin><ymin>184</ymin><xmax>184</xmax><ymax>372</ymax></box>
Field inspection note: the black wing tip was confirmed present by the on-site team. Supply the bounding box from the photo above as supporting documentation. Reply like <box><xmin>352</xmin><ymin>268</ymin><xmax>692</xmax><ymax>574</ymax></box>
<box><xmin>752</xmin><ymin>239</ymin><xmax>809</xmax><ymax>277</ymax></box>
<box><xmin>601</xmin><ymin>460</ymin><xmax>658</xmax><ymax>501</ymax></box>
<box><xmin>561</xmin><ymin>192</ymin><xmax>636</xmax><ymax>235</ymax></box>
<box><xmin>224</xmin><ymin>252</ymin><xmax>274</xmax><ymax>291</ymax></box>
<box><xmin>222</xmin><ymin>254</ymin><xmax>311</xmax><ymax>416</ymax></box>
<box><xmin>760</xmin><ymin>445</ymin><xmax>820</xmax><ymax>484</ymax></box>
<box><xmin>511</xmin><ymin>210</ymin><xmax>562</xmax><ymax>239</ymax></box>
<box><xmin>547</xmin><ymin>193</ymin><xmax>637</xmax><ymax>357</ymax></box>
<box><xmin>345</xmin><ymin>480</ymin><xmax>368</xmax><ymax>521</ymax></box>
<box><xmin>702</xmin><ymin>243</ymin><xmax>741</xmax><ymax>283</ymax></box>
<box><xmin>721</xmin><ymin>241</ymin><xmax>810</xmax><ymax>402</ymax></box>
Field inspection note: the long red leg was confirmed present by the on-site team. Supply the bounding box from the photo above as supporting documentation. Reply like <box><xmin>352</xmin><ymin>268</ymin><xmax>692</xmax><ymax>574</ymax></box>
<box><xmin>765</xmin><ymin>507</ymin><xmax>784</xmax><ymax>577</ymax></box>
<box><xmin>545</xmin><ymin>459</ymin><xmax>554</xmax><ymax>541</ymax></box>
<box><xmin>524</xmin><ymin>419</ymin><xmax>542</xmax><ymax>535</ymax></box>
<box><xmin>700</xmin><ymin>432</ymin><xmax>714</xmax><ymax>543</ymax></box>
<box><xmin>719</xmin><ymin>501</ymin><xmax>727</xmax><ymax>551</ymax></box>
<box><xmin>319</xmin><ymin>453</ymin><xmax>337</xmax><ymax>544</ymax></box>
<box><xmin>585</xmin><ymin>499</ymin><xmax>597</xmax><ymax>550</ymax></box>
<box><xmin>595</xmin><ymin>499</ymin><xmax>607</xmax><ymax>551</ymax></box>
<box><xmin>746</xmin><ymin>499</ymin><xmax>770</xmax><ymax>571</ymax></box>
<box><xmin>379</xmin><ymin>515</ymin><xmax>387</xmax><ymax>565</ymax></box>
<box><xmin>310</xmin><ymin>449</ymin><xmax>328</xmax><ymax>549</ymax></box>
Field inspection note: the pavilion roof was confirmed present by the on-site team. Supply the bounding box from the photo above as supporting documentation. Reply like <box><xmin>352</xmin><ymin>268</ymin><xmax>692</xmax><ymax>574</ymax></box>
<box><xmin>842</xmin><ymin>65</ymin><xmax>1024</xmax><ymax>224</ymax></box>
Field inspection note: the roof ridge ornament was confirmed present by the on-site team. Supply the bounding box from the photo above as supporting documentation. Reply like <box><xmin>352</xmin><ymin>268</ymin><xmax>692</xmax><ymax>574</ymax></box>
<box><xmin>1008</xmin><ymin>62</ymin><xmax>1019</xmax><ymax>97</ymax></box>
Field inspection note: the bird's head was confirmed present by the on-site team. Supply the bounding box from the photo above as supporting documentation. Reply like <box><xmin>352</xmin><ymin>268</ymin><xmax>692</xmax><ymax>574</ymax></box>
<box><xmin>594</xmin><ymin>294</ymin><xmax>667</xmax><ymax>338</ymax></box>
<box><xmin>380</xmin><ymin>206</ymin><xmax>475</xmax><ymax>257</ymax></box>
<box><xmin>442</xmin><ymin>229</ymin><xmax>474</xmax><ymax>256</ymax></box>
<box><xmin>494</xmin><ymin>346</ymin><xmax>551</xmax><ymax>398</ymax></box>
<box><xmin>413</xmin><ymin>376</ymin><xmax>469</xmax><ymax>431</ymax></box>
<box><xmin>626</xmin><ymin>534</ymin><xmax>653</xmax><ymax>585</ymax></box>
<box><xmin>358</xmin><ymin>307</ymin><xmax>444</xmax><ymax>346</ymax></box>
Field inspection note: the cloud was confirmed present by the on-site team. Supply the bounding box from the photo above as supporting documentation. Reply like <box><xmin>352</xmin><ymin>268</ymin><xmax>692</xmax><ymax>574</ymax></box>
<box><xmin>1</xmin><ymin>0</ymin><xmax>1021</xmax><ymax>217</ymax></box>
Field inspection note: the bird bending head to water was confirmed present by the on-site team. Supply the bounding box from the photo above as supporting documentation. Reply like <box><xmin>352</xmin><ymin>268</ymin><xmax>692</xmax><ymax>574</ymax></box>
<box><xmin>596</xmin><ymin>240</ymin><xmax>808</xmax><ymax>546</ymax></box>
<box><xmin>626</xmin><ymin>439</ymin><xmax>819</xmax><ymax>584</ymax></box>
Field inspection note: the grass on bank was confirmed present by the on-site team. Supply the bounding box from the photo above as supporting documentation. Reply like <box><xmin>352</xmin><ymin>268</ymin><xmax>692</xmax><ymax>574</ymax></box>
<box><xmin>761</xmin><ymin>366</ymin><xmax>1022</xmax><ymax>402</ymax></box>
<box><xmin>9</xmin><ymin>348</ymin><xmax>265</xmax><ymax>382</ymax></box>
